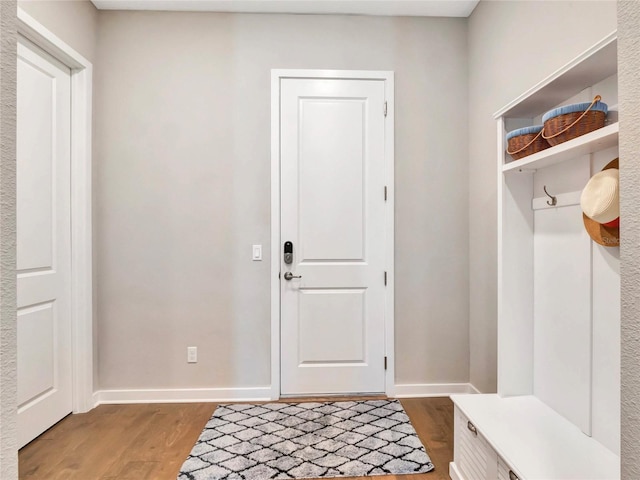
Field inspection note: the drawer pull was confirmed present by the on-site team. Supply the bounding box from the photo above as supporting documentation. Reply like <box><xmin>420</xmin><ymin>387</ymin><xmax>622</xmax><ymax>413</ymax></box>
<box><xmin>509</xmin><ymin>471</ymin><xmax>520</xmax><ymax>480</ymax></box>
<box><xmin>467</xmin><ymin>421</ymin><xmax>478</xmax><ymax>436</ymax></box>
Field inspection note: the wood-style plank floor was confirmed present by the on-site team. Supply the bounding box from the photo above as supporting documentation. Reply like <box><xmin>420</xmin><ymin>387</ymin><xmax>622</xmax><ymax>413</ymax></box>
<box><xmin>18</xmin><ymin>397</ymin><xmax>453</xmax><ymax>480</ymax></box>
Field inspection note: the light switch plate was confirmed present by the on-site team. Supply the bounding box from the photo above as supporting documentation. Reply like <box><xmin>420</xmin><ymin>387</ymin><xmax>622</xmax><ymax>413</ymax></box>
<box><xmin>252</xmin><ymin>244</ymin><xmax>262</xmax><ymax>261</ymax></box>
<box><xmin>187</xmin><ymin>346</ymin><xmax>197</xmax><ymax>363</ymax></box>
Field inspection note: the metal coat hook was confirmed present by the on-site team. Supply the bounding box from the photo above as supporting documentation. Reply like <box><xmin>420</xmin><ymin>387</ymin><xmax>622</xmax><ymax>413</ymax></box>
<box><xmin>543</xmin><ymin>185</ymin><xmax>557</xmax><ymax>206</ymax></box>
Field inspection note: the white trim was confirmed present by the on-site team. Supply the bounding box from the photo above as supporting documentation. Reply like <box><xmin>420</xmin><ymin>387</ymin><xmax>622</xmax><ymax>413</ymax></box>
<box><xmin>497</xmin><ymin>116</ymin><xmax>505</xmax><ymax>396</ymax></box>
<box><xmin>17</xmin><ymin>8</ymin><xmax>94</xmax><ymax>414</ymax></box>
<box><xmin>16</xmin><ymin>10</ymin><xmax>91</xmax><ymax>69</ymax></box>
<box><xmin>69</xmin><ymin>60</ymin><xmax>94</xmax><ymax>414</ymax></box>
<box><xmin>91</xmin><ymin>0</ymin><xmax>480</xmax><ymax>18</ymax></box>
<box><xmin>394</xmin><ymin>383</ymin><xmax>479</xmax><ymax>398</ymax></box>
<box><xmin>270</xmin><ymin>70</ymin><xmax>281</xmax><ymax>401</ymax></box>
<box><xmin>94</xmin><ymin>387</ymin><xmax>272</xmax><ymax>405</ymax></box>
<box><xmin>270</xmin><ymin>69</ymin><xmax>395</xmax><ymax>399</ymax></box>
<box><xmin>383</xmin><ymin>73</ymin><xmax>395</xmax><ymax>398</ymax></box>
<box><xmin>271</xmin><ymin>69</ymin><xmax>395</xmax><ymax>81</ymax></box>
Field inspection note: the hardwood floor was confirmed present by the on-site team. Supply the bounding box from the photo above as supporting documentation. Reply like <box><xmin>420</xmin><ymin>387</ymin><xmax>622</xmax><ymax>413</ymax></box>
<box><xmin>18</xmin><ymin>397</ymin><xmax>454</xmax><ymax>480</ymax></box>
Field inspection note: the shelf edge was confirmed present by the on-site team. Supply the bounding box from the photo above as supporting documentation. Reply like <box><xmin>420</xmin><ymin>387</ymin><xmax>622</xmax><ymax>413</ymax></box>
<box><xmin>502</xmin><ymin>123</ymin><xmax>619</xmax><ymax>173</ymax></box>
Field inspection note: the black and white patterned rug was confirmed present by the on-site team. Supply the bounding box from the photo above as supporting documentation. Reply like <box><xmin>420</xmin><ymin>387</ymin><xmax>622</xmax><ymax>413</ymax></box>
<box><xmin>178</xmin><ymin>399</ymin><xmax>434</xmax><ymax>480</ymax></box>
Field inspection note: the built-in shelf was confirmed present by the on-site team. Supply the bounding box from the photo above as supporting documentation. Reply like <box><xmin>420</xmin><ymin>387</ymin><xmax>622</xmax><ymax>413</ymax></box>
<box><xmin>495</xmin><ymin>33</ymin><xmax>617</xmax><ymax>119</ymax></box>
<box><xmin>502</xmin><ymin>122</ymin><xmax>619</xmax><ymax>173</ymax></box>
<box><xmin>451</xmin><ymin>394</ymin><xmax>620</xmax><ymax>480</ymax></box>
<box><xmin>459</xmin><ymin>30</ymin><xmax>622</xmax><ymax>480</ymax></box>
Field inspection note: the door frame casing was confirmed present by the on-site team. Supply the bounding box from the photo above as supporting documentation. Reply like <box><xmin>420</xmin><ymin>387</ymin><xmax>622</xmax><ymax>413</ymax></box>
<box><xmin>270</xmin><ymin>69</ymin><xmax>395</xmax><ymax>400</ymax></box>
<box><xmin>17</xmin><ymin>9</ymin><xmax>94</xmax><ymax>413</ymax></box>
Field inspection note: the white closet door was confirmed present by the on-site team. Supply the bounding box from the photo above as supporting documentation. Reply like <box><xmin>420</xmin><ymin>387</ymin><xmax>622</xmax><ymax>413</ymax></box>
<box><xmin>17</xmin><ymin>38</ymin><xmax>72</xmax><ymax>447</ymax></box>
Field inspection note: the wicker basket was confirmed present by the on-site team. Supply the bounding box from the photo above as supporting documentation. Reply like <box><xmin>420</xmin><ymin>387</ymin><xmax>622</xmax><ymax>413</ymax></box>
<box><xmin>506</xmin><ymin>125</ymin><xmax>550</xmax><ymax>160</ymax></box>
<box><xmin>542</xmin><ymin>95</ymin><xmax>608</xmax><ymax>147</ymax></box>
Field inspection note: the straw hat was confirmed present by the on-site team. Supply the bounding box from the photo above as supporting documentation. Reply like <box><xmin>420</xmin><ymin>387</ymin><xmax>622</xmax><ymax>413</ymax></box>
<box><xmin>580</xmin><ymin>158</ymin><xmax>619</xmax><ymax>247</ymax></box>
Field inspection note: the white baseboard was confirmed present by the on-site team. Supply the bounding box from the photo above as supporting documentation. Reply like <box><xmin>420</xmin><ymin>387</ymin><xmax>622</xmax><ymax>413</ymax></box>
<box><xmin>394</xmin><ymin>383</ymin><xmax>479</xmax><ymax>398</ymax></box>
<box><xmin>468</xmin><ymin>383</ymin><xmax>482</xmax><ymax>394</ymax></box>
<box><xmin>91</xmin><ymin>383</ymin><xmax>480</xmax><ymax>406</ymax></box>
<box><xmin>93</xmin><ymin>387</ymin><xmax>272</xmax><ymax>405</ymax></box>
<box><xmin>449</xmin><ymin>461</ymin><xmax>464</xmax><ymax>480</ymax></box>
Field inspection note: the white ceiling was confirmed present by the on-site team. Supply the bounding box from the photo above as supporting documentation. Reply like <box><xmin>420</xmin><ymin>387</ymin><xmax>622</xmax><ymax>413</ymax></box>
<box><xmin>91</xmin><ymin>0</ymin><xmax>480</xmax><ymax>17</ymax></box>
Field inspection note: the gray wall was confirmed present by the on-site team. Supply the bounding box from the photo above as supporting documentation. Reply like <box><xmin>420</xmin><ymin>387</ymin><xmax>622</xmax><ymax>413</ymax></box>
<box><xmin>619</xmin><ymin>1</ymin><xmax>640</xmax><ymax>477</ymax></box>
<box><xmin>95</xmin><ymin>12</ymin><xmax>470</xmax><ymax>390</ymax></box>
<box><xmin>467</xmin><ymin>0</ymin><xmax>617</xmax><ymax>393</ymax></box>
<box><xmin>0</xmin><ymin>1</ymin><xmax>17</xmax><ymax>477</ymax></box>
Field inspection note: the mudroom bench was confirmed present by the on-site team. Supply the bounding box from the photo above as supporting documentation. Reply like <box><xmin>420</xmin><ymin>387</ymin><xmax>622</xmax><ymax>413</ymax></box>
<box><xmin>449</xmin><ymin>394</ymin><xmax>619</xmax><ymax>480</ymax></box>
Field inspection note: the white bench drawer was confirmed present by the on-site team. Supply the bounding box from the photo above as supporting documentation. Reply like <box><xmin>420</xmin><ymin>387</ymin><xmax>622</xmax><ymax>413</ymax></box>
<box><xmin>453</xmin><ymin>406</ymin><xmax>498</xmax><ymax>480</ymax></box>
<box><xmin>498</xmin><ymin>455</ymin><xmax>521</xmax><ymax>480</ymax></box>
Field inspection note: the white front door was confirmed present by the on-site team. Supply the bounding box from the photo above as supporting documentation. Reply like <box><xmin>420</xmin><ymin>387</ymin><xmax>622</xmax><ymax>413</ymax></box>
<box><xmin>17</xmin><ymin>38</ymin><xmax>72</xmax><ymax>447</ymax></box>
<box><xmin>279</xmin><ymin>76</ymin><xmax>389</xmax><ymax>395</ymax></box>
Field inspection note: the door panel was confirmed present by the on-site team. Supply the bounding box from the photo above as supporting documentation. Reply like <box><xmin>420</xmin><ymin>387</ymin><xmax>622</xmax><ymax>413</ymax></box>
<box><xmin>17</xmin><ymin>303</ymin><xmax>55</xmax><ymax>405</ymax></box>
<box><xmin>17</xmin><ymin>38</ymin><xmax>72</xmax><ymax>448</ymax></box>
<box><xmin>16</xmin><ymin>57</ymin><xmax>54</xmax><ymax>271</ymax></box>
<box><xmin>298</xmin><ymin>289</ymin><xmax>366</xmax><ymax>363</ymax></box>
<box><xmin>299</xmin><ymin>99</ymin><xmax>365</xmax><ymax>261</ymax></box>
<box><xmin>280</xmin><ymin>77</ymin><xmax>387</xmax><ymax>395</ymax></box>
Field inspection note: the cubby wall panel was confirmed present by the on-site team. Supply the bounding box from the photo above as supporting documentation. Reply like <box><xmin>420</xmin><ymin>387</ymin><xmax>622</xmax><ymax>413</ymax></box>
<box><xmin>533</xmin><ymin>203</ymin><xmax>592</xmax><ymax>434</ymax></box>
<box><xmin>498</xmin><ymin>171</ymin><xmax>534</xmax><ymax>397</ymax></box>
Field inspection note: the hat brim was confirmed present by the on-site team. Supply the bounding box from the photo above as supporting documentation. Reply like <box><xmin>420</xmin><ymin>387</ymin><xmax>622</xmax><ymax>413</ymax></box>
<box><xmin>583</xmin><ymin>158</ymin><xmax>619</xmax><ymax>247</ymax></box>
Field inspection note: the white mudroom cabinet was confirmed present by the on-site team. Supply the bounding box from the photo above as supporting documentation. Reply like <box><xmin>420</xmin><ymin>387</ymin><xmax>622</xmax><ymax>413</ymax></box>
<box><xmin>450</xmin><ymin>32</ymin><xmax>620</xmax><ymax>480</ymax></box>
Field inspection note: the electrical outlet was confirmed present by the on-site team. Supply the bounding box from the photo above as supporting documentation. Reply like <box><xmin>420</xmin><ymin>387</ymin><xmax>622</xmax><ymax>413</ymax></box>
<box><xmin>187</xmin><ymin>346</ymin><xmax>197</xmax><ymax>363</ymax></box>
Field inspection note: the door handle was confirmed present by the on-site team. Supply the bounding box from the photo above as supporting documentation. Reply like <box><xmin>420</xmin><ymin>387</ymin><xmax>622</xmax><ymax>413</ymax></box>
<box><xmin>283</xmin><ymin>272</ymin><xmax>302</xmax><ymax>281</ymax></box>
